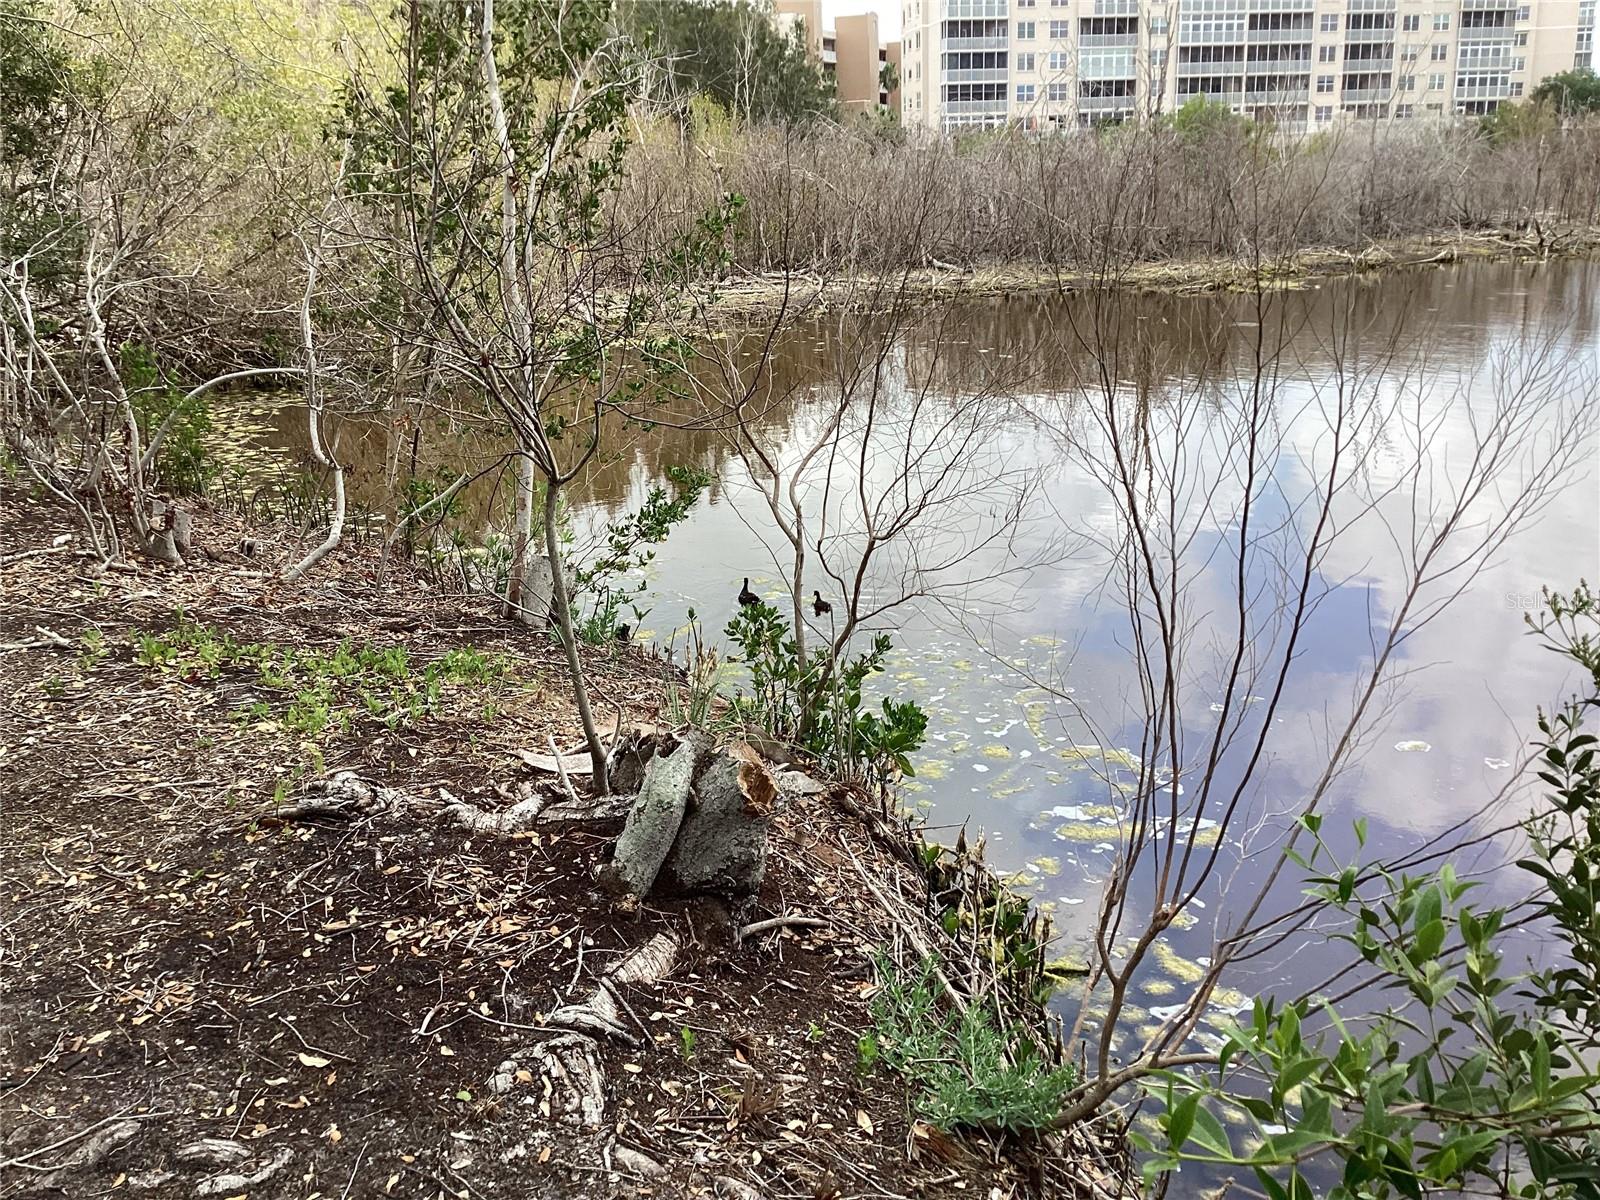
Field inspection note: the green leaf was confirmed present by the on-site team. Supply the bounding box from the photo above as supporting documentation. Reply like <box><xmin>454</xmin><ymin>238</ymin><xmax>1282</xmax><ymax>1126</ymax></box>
<box><xmin>1166</xmin><ymin>1092</ymin><xmax>1199</xmax><ymax>1152</ymax></box>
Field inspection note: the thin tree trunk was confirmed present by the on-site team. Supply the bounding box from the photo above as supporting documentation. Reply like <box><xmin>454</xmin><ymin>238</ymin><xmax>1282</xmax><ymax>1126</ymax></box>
<box><xmin>504</xmin><ymin>452</ymin><xmax>537</xmax><ymax>621</ymax></box>
<box><xmin>543</xmin><ymin>478</ymin><xmax>609</xmax><ymax>792</ymax></box>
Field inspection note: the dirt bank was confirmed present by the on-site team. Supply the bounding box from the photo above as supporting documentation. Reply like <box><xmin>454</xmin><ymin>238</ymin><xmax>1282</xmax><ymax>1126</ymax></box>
<box><xmin>700</xmin><ymin>223</ymin><xmax>1600</xmax><ymax>320</ymax></box>
<box><xmin>0</xmin><ymin>494</ymin><xmax>1122</xmax><ymax>1199</ymax></box>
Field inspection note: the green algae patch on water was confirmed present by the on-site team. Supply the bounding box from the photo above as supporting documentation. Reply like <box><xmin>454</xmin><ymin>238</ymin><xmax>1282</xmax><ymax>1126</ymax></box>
<box><xmin>916</xmin><ymin>759</ymin><xmax>950</xmax><ymax>781</ymax></box>
<box><xmin>1055</xmin><ymin>822</ymin><xmax>1119</xmax><ymax>844</ymax></box>
<box><xmin>1028</xmin><ymin>855</ymin><xmax>1063</xmax><ymax>877</ymax></box>
<box><xmin>1057</xmin><ymin>744</ymin><xmax>1142</xmax><ymax>771</ymax></box>
<box><xmin>981</xmin><ymin>744</ymin><xmax>1013</xmax><ymax>760</ymax></box>
<box><xmin>1152</xmin><ymin>939</ymin><xmax>1208</xmax><ymax>985</ymax></box>
<box><xmin>1142</xmin><ymin>977</ymin><xmax>1177</xmax><ymax>998</ymax></box>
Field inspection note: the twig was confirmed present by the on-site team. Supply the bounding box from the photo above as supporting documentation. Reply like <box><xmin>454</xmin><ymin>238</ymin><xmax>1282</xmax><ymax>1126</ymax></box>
<box><xmin>0</xmin><ymin>1111</ymin><xmax>171</xmax><ymax>1169</ymax></box>
<box><xmin>548</xmin><ymin>734</ymin><xmax>580</xmax><ymax>804</ymax></box>
<box><xmin>737</xmin><ymin>915</ymin><xmax>826</xmax><ymax>942</ymax></box>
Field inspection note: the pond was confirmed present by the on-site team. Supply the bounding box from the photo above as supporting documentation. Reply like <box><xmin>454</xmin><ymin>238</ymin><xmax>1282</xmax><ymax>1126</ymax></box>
<box><xmin>216</xmin><ymin>259</ymin><xmax>1600</xmax><ymax>1068</ymax></box>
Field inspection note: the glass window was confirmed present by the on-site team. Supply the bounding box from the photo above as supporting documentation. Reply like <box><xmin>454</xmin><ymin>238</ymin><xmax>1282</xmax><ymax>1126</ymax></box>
<box><xmin>1016</xmin><ymin>20</ymin><xmax>1036</xmax><ymax>38</ymax></box>
<box><xmin>1016</xmin><ymin>51</ymin><xmax>1036</xmax><ymax>70</ymax></box>
<box><xmin>1319</xmin><ymin>44</ymin><xmax>1337</xmax><ymax>61</ymax></box>
<box><xmin>1402</xmin><ymin>13</ymin><xmax>1420</xmax><ymax>31</ymax></box>
<box><xmin>1316</xmin><ymin>104</ymin><xmax>1333</xmax><ymax>120</ymax></box>
<box><xmin>1016</xmin><ymin>82</ymin><xmax>1036</xmax><ymax>100</ymax></box>
<box><xmin>1320</xmin><ymin>13</ymin><xmax>1338</xmax><ymax>32</ymax></box>
<box><xmin>1516</xmin><ymin>4</ymin><xmax>1529</xmax><ymax>19</ymax></box>
<box><xmin>1431</xmin><ymin>43</ymin><xmax>1447</xmax><ymax>60</ymax></box>
<box><xmin>1049</xmin><ymin>20</ymin><xmax>1069</xmax><ymax>38</ymax></box>
<box><xmin>1428</xmin><ymin>72</ymin><xmax>1445</xmax><ymax>89</ymax></box>
<box><xmin>1433</xmin><ymin>12</ymin><xmax>1450</xmax><ymax>30</ymax></box>
<box><xmin>1317</xmin><ymin>73</ymin><xmax>1334</xmax><ymax>92</ymax></box>
<box><xmin>1048</xmin><ymin>50</ymin><xmax>1069</xmax><ymax>69</ymax></box>
<box><xmin>1047</xmin><ymin>81</ymin><xmax>1069</xmax><ymax>100</ymax></box>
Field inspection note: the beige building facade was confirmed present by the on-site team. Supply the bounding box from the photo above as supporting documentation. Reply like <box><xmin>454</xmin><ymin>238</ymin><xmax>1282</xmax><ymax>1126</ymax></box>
<box><xmin>898</xmin><ymin>0</ymin><xmax>1598</xmax><ymax>132</ymax></box>
<box><xmin>777</xmin><ymin>0</ymin><xmax>901</xmax><ymax>114</ymax></box>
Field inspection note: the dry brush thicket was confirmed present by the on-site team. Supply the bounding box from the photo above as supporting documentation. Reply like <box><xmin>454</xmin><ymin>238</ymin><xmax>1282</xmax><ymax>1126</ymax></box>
<box><xmin>622</xmin><ymin>117</ymin><xmax>1600</xmax><ymax>271</ymax></box>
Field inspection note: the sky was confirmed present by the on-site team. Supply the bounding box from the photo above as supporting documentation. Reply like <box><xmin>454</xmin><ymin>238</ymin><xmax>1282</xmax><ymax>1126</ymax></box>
<box><xmin>821</xmin><ymin>0</ymin><xmax>902</xmax><ymax>40</ymax></box>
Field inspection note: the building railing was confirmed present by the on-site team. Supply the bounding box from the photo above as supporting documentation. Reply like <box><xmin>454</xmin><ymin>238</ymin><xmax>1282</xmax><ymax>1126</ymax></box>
<box><xmin>943</xmin><ymin>68</ymin><xmax>1011</xmax><ymax>82</ymax></box>
<box><xmin>1079</xmin><ymin>32</ymin><xmax>1140</xmax><ymax>47</ymax></box>
<box><xmin>1245</xmin><ymin>86</ymin><xmax>1309</xmax><ymax>101</ymax></box>
<box><xmin>1342</xmin><ymin>27</ymin><xmax>1396</xmax><ymax>42</ymax></box>
<box><xmin>1340</xmin><ymin>85</ymin><xmax>1393</xmax><ymax>102</ymax></box>
<box><xmin>1454</xmin><ymin>81</ymin><xmax>1512</xmax><ymax>97</ymax></box>
<box><xmin>1343</xmin><ymin>56</ymin><xmax>1395</xmax><ymax>72</ymax></box>
<box><xmin>942</xmin><ymin>98</ymin><xmax>1011</xmax><ymax>114</ymax></box>
<box><xmin>1458</xmin><ymin>23</ymin><xmax>1514</xmax><ymax>39</ymax></box>
<box><xmin>945</xmin><ymin>36</ymin><xmax>1010</xmax><ymax>50</ymax></box>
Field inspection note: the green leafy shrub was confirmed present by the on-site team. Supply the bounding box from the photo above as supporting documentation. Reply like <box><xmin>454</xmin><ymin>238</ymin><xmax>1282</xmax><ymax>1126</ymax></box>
<box><xmin>121</xmin><ymin>344</ymin><xmax>216</xmax><ymax>495</ymax></box>
<box><xmin>722</xmin><ymin>601</ymin><xmax>927</xmax><ymax>786</ymax></box>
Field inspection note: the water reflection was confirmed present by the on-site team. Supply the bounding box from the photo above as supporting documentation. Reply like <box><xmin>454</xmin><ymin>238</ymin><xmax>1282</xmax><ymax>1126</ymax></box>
<box><xmin>217</xmin><ymin>259</ymin><xmax>1599</xmax><ymax>1019</ymax></box>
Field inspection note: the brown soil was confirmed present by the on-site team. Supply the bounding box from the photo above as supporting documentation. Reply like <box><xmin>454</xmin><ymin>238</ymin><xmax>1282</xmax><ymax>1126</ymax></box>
<box><xmin>0</xmin><ymin>493</ymin><xmax>1121</xmax><ymax>1200</ymax></box>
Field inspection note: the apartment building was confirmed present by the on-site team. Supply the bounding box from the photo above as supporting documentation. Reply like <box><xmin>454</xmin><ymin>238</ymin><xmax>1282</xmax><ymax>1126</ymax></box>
<box><xmin>899</xmin><ymin>0</ymin><xmax>1597</xmax><ymax>131</ymax></box>
<box><xmin>776</xmin><ymin>0</ymin><xmax>902</xmax><ymax>115</ymax></box>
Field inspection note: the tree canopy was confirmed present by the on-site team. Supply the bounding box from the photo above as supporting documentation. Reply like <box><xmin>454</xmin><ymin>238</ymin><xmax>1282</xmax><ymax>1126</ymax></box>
<box><xmin>1530</xmin><ymin>67</ymin><xmax>1600</xmax><ymax>114</ymax></box>
<box><xmin>619</xmin><ymin>0</ymin><xmax>836</xmax><ymax>124</ymax></box>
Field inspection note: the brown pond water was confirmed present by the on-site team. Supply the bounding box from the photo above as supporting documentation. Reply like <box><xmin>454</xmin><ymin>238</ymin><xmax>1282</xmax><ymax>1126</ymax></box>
<box><xmin>213</xmin><ymin>259</ymin><xmax>1600</xmax><ymax>1071</ymax></box>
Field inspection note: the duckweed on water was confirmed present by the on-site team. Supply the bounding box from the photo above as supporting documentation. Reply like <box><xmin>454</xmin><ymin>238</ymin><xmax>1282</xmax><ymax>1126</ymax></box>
<box><xmin>1152</xmin><ymin>939</ymin><xmax>1208</xmax><ymax>985</ymax></box>
<box><xmin>1056</xmin><ymin>821</ymin><xmax>1119</xmax><ymax>844</ymax></box>
<box><xmin>982</xmin><ymin>744</ymin><xmax>1013</xmax><ymax>759</ymax></box>
<box><xmin>1028</xmin><ymin>855</ymin><xmax>1062</xmax><ymax>877</ymax></box>
<box><xmin>1142</xmin><ymin>978</ymin><xmax>1177</xmax><ymax>998</ymax></box>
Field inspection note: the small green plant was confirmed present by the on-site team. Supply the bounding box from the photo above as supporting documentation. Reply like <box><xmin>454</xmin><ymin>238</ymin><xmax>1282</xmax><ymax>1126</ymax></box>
<box><xmin>808</xmin><ymin>1022</ymin><xmax>825</xmax><ymax>1042</ymax></box>
<box><xmin>679</xmin><ymin>1026</ymin><xmax>696</xmax><ymax>1061</ymax></box>
<box><xmin>78</xmin><ymin>628</ymin><xmax>106</xmax><ymax>670</ymax></box>
<box><xmin>134</xmin><ymin>632</ymin><xmax>176</xmax><ymax>668</ymax></box>
<box><xmin>868</xmin><ymin>954</ymin><xmax>1076</xmax><ymax>1134</ymax></box>
<box><xmin>664</xmin><ymin>610</ymin><xmax>723</xmax><ymax>726</ymax></box>
<box><xmin>42</xmin><ymin>674</ymin><xmax>65</xmax><ymax>699</ymax></box>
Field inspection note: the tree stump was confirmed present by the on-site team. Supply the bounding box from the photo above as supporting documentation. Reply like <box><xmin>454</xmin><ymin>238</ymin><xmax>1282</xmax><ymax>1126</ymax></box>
<box><xmin>600</xmin><ymin>733</ymin><xmax>775</xmax><ymax>900</ymax></box>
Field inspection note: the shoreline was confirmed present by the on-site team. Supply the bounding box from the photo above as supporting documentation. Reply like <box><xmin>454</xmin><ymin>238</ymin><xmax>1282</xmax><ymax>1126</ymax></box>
<box><xmin>698</xmin><ymin>223</ymin><xmax>1600</xmax><ymax>319</ymax></box>
<box><xmin>0</xmin><ymin>492</ymin><xmax>1121</xmax><ymax>1198</ymax></box>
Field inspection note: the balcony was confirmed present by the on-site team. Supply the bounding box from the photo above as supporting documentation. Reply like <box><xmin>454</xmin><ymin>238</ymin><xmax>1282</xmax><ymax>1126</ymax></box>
<box><xmin>946</xmin><ymin>36</ymin><xmax>1010</xmax><ymax>51</ymax></box>
<box><xmin>1460</xmin><ymin>0</ymin><xmax>1517</xmax><ymax>11</ymax></box>
<box><xmin>1343</xmin><ymin>56</ymin><xmax>1395</xmax><ymax>72</ymax></box>
<box><xmin>1078</xmin><ymin>93</ymin><xmax>1138</xmax><ymax>110</ymax></box>
<box><xmin>1458</xmin><ymin>22</ymin><xmax>1514</xmax><ymax>40</ymax></box>
<box><xmin>1455</xmin><ymin>81</ymin><xmax>1512</xmax><ymax>98</ymax></box>
<box><xmin>1079</xmin><ymin>32</ymin><xmax>1139</xmax><ymax>48</ymax></box>
<box><xmin>1459</xmin><ymin>51</ymin><xmax>1516</xmax><ymax>69</ymax></box>
<box><xmin>1341</xmin><ymin>86</ymin><xmax>1393</xmax><ymax>103</ymax></box>
<box><xmin>1245</xmin><ymin>85</ymin><xmax>1309</xmax><ymax>102</ymax></box>
<box><xmin>942</xmin><ymin>68</ymin><xmax>1010</xmax><ymax>82</ymax></box>
<box><xmin>942</xmin><ymin>98</ymin><xmax>1011</xmax><ymax>114</ymax></box>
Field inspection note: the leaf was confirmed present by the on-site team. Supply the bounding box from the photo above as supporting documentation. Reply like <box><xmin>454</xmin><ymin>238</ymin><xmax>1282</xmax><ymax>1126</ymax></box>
<box><xmin>1166</xmin><ymin>1092</ymin><xmax>1199</xmax><ymax>1152</ymax></box>
<box><xmin>297</xmin><ymin>1052</ymin><xmax>331</xmax><ymax>1068</ymax></box>
<box><xmin>856</xmin><ymin>1109</ymin><xmax>874</xmax><ymax>1135</ymax></box>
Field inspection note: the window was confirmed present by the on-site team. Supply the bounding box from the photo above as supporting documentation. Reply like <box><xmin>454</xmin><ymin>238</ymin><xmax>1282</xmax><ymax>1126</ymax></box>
<box><xmin>1430</xmin><ymin>43</ymin><xmax>1447</xmax><ymax>61</ymax></box>
<box><xmin>1016</xmin><ymin>82</ymin><xmax>1036</xmax><ymax>101</ymax></box>
<box><xmin>1047</xmin><ymin>49</ymin><xmax>1069</xmax><ymax>70</ymax></box>
<box><xmin>1396</xmin><ymin>103</ymin><xmax>1415</xmax><ymax>117</ymax></box>
<box><xmin>1428</xmin><ymin>72</ymin><xmax>1445</xmax><ymax>89</ymax></box>
<box><xmin>1433</xmin><ymin>12</ymin><xmax>1450</xmax><ymax>30</ymax></box>
<box><xmin>1049</xmin><ymin>20</ymin><xmax>1069</xmax><ymax>38</ymax></box>
<box><xmin>1017</xmin><ymin>0</ymin><xmax>1036</xmax><ymax>7</ymax></box>
<box><xmin>1516</xmin><ymin>4</ymin><xmax>1529</xmax><ymax>19</ymax></box>
<box><xmin>1016</xmin><ymin>51</ymin><xmax>1036</xmax><ymax>70</ymax></box>
<box><xmin>1150</xmin><ymin>15</ymin><xmax>1168</xmax><ymax>34</ymax></box>
<box><xmin>1149</xmin><ymin>47</ymin><xmax>1167</xmax><ymax>65</ymax></box>
<box><xmin>1402</xmin><ymin>13</ymin><xmax>1420</xmax><ymax>31</ymax></box>
<box><xmin>1016</xmin><ymin>20</ymin><xmax>1035</xmax><ymax>38</ymax></box>
<box><xmin>1317</xmin><ymin>73</ymin><xmax>1334</xmax><ymax>92</ymax></box>
<box><xmin>1510</xmin><ymin>80</ymin><xmax>1524</xmax><ymax>95</ymax></box>
<box><xmin>1400</xmin><ymin>73</ymin><xmax>1415</xmax><ymax>89</ymax></box>
<box><xmin>1316</xmin><ymin>104</ymin><xmax>1333</xmax><ymax>121</ymax></box>
<box><xmin>1319</xmin><ymin>44</ymin><xmax>1337</xmax><ymax>62</ymax></box>
<box><xmin>1320</xmin><ymin>13</ymin><xmax>1338</xmax><ymax>31</ymax></box>
<box><xmin>1515</xmin><ymin>30</ymin><xmax>1528</xmax><ymax>45</ymax></box>
<box><xmin>1047</xmin><ymin>81</ymin><xmax>1070</xmax><ymax>100</ymax></box>
<box><xmin>1514</xmin><ymin>55</ymin><xmax>1525</xmax><ymax>70</ymax></box>
<box><xmin>1402</xmin><ymin>43</ymin><xmax>1419</xmax><ymax>60</ymax></box>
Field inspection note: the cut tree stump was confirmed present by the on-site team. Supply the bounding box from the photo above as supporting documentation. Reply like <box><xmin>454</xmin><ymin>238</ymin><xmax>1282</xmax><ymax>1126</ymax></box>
<box><xmin>600</xmin><ymin>732</ymin><xmax>775</xmax><ymax>900</ymax></box>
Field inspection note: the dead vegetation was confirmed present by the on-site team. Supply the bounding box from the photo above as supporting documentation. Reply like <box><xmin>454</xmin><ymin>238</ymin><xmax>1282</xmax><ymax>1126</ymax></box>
<box><xmin>0</xmin><ymin>492</ymin><xmax>1126</xmax><ymax>1200</ymax></box>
